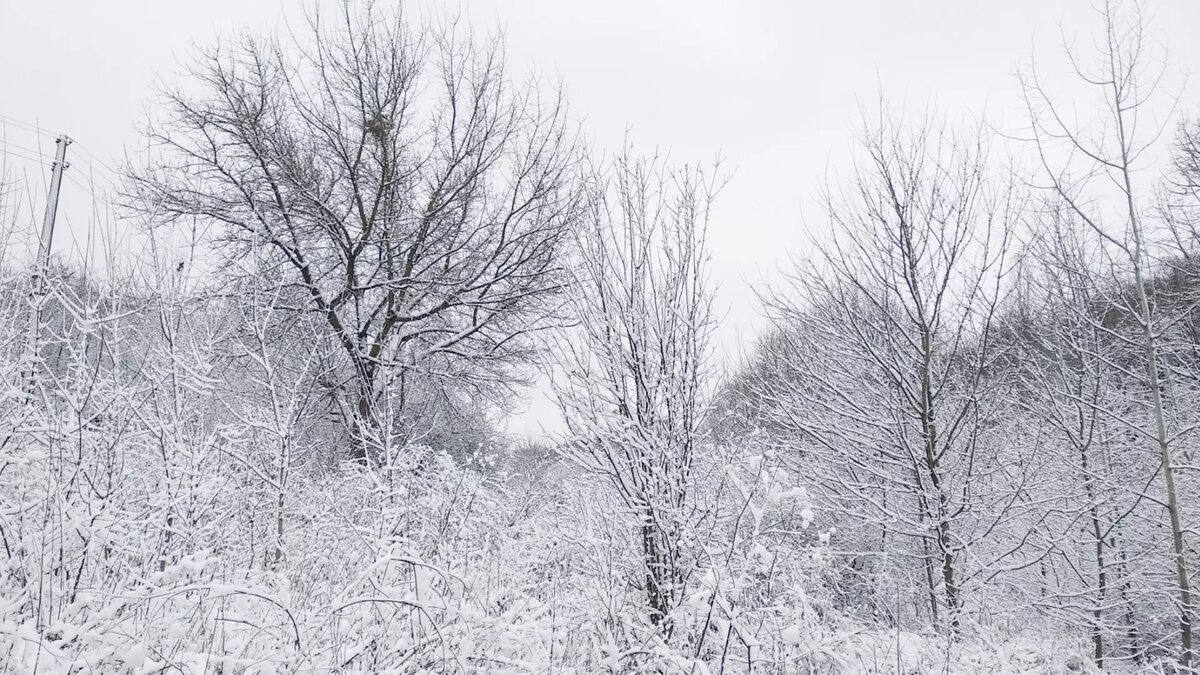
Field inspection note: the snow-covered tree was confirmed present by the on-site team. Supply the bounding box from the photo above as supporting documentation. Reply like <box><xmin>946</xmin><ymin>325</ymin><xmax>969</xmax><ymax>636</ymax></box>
<box><xmin>554</xmin><ymin>150</ymin><xmax>719</xmax><ymax>632</ymax></box>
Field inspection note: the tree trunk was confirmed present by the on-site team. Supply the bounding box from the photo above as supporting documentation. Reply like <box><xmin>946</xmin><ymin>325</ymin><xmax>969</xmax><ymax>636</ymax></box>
<box><xmin>642</xmin><ymin>518</ymin><xmax>669</xmax><ymax>628</ymax></box>
<box><xmin>1081</xmin><ymin>443</ymin><xmax>1106</xmax><ymax>668</ymax></box>
<box><xmin>937</xmin><ymin>503</ymin><xmax>962</xmax><ymax>635</ymax></box>
<box><xmin>1125</xmin><ymin>157</ymin><xmax>1193</xmax><ymax>670</ymax></box>
<box><xmin>915</xmin><ymin>487</ymin><xmax>941</xmax><ymax>628</ymax></box>
<box><xmin>918</xmin><ymin>325</ymin><xmax>962</xmax><ymax>637</ymax></box>
<box><xmin>350</xmin><ymin>380</ymin><xmax>380</xmax><ymax>465</ymax></box>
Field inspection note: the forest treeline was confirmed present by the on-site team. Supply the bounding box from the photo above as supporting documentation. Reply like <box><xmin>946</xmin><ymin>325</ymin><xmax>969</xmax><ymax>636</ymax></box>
<box><xmin>3</xmin><ymin>1</ymin><xmax>1200</xmax><ymax>672</ymax></box>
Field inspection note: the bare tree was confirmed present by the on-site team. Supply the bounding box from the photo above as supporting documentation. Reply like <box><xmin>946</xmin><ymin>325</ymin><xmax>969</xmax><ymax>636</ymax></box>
<box><xmin>1163</xmin><ymin>116</ymin><xmax>1200</xmax><ymax>246</ymax></box>
<box><xmin>1014</xmin><ymin>205</ymin><xmax>1153</xmax><ymax>667</ymax></box>
<box><xmin>756</xmin><ymin>111</ymin><xmax>1018</xmax><ymax>637</ymax></box>
<box><xmin>126</xmin><ymin>3</ymin><xmax>581</xmax><ymax>463</ymax></box>
<box><xmin>1021</xmin><ymin>0</ymin><xmax>1193</xmax><ymax>665</ymax></box>
<box><xmin>553</xmin><ymin>150</ymin><xmax>719</xmax><ymax>632</ymax></box>
<box><xmin>218</xmin><ymin>285</ymin><xmax>326</xmax><ymax>569</ymax></box>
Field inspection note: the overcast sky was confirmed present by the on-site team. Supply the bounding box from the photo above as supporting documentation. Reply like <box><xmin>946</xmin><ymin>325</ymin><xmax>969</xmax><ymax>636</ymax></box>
<box><xmin>3</xmin><ymin>0</ymin><xmax>1199</xmax><ymax>434</ymax></box>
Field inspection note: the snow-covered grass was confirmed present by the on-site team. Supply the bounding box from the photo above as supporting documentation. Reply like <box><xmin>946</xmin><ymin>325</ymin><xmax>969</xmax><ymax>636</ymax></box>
<box><xmin>0</xmin><ymin>422</ymin><xmax>1103</xmax><ymax>673</ymax></box>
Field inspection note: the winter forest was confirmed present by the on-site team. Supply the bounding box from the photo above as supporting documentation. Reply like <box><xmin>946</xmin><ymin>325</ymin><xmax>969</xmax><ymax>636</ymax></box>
<box><xmin>4</xmin><ymin>0</ymin><xmax>1200</xmax><ymax>672</ymax></box>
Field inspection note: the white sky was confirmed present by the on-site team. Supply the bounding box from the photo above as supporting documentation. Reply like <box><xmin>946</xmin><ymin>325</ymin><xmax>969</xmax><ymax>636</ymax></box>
<box><xmin>2</xmin><ymin>0</ymin><xmax>1199</xmax><ymax>435</ymax></box>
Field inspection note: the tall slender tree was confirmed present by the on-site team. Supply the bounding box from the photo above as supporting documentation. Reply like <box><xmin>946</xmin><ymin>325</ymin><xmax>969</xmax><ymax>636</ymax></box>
<box><xmin>554</xmin><ymin>150</ymin><xmax>719</xmax><ymax>632</ymax></box>
<box><xmin>1021</xmin><ymin>0</ymin><xmax>1193</xmax><ymax>665</ymax></box>
<box><xmin>756</xmin><ymin>111</ymin><xmax>1018</xmax><ymax>637</ymax></box>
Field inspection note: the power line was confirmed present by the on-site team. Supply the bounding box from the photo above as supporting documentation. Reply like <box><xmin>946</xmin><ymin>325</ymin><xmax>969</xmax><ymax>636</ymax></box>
<box><xmin>1</xmin><ymin>141</ymin><xmax>51</xmax><ymax>158</ymax></box>
<box><xmin>2</xmin><ymin>144</ymin><xmax>121</xmax><ymax>198</ymax></box>
<box><xmin>2</xmin><ymin>136</ymin><xmax>116</xmax><ymax>211</ymax></box>
<box><xmin>71</xmin><ymin>141</ymin><xmax>123</xmax><ymax>187</ymax></box>
<box><xmin>72</xmin><ymin>169</ymin><xmax>116</xmax><ymax>194</ymax></box>
<box><xmin>0</xmin><ymin>124</ymin><xmax>58</xmax><ymax>151</ymax></box>
<box><xmin>0</xmin><ymin>115</ymin><xmax>124</xmax><ymax>223</ymax></box>
<box><xmin>65</xmin><ymin>174</ymin><xmax>101</xmax><ymax>200</ymax></box>
<box><xmin>1</xmin><ymin>147</ymin><xmax>51</xmax><ymax>165</ymax></box>
<box><xmin>72</xmin><ymin>140</ymin><xmax>111</xmax><ymax>167</ymax></box>
<box><xmin>0</xmin><ymin>112</ymin><xmax>126</xmax><ymax>193</ymax></box>
<box><xmin>0</xmin><ymin>113</ymin><xmax>59</xmax><ymax>139</ymax></box>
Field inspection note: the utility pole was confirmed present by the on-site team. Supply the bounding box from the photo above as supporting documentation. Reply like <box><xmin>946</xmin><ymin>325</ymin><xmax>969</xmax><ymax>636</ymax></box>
<box><xmin>23</xmin><ymin>135</ymin><xmax>70</xmax><ymax>400</ymax></box>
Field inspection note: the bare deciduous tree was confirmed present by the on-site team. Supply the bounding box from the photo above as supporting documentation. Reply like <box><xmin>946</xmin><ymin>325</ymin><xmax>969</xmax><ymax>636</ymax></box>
<box><xmin>127</xmin><ymin>3</ymin><xmax>581</xmax><ymax>463</ymax></box>
<box><xmin>554</xmin><ymin>150</ymin><xmax>719</xmax><ymax>632</ymax></box>
<box><xmin>756</xmin><ymin>112</ymin><xmax>1018</xmax><ymax>638</ymax></box>
<box><xmin>1015</xmin><ymin>207</ymin><xmax>1146</xmax><ymax>668</ymax></box>
<box><xmin>1021</xmin><ymin>0</ymin><xmax>1194</xmax><ymax>665</ymax></box>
